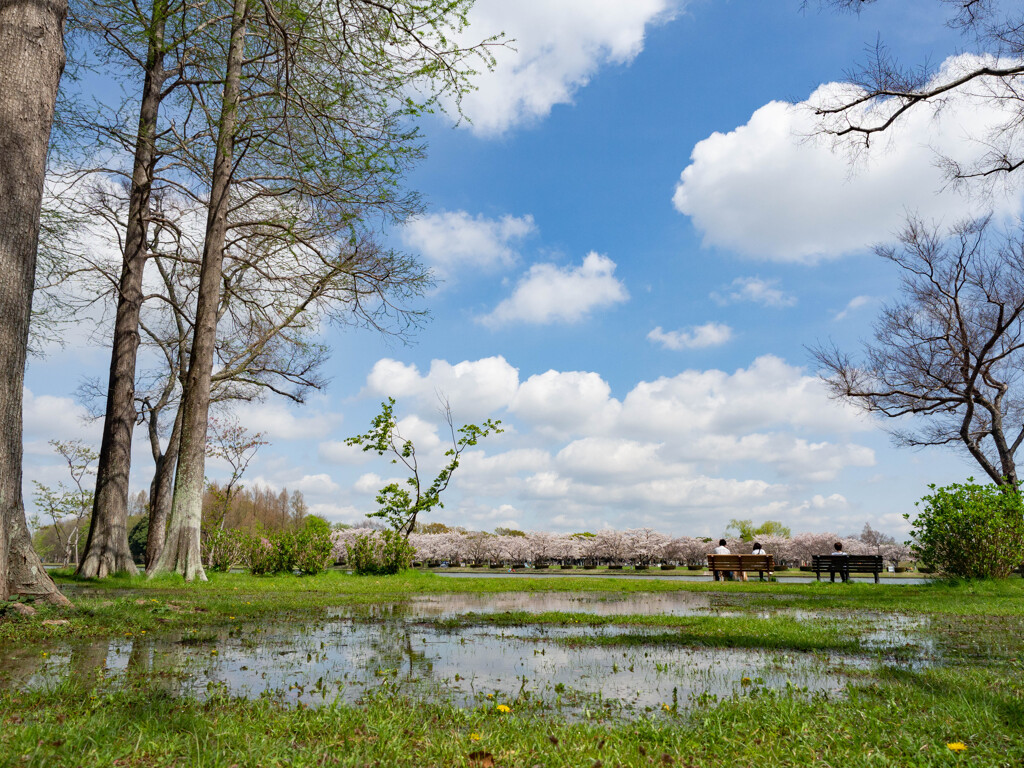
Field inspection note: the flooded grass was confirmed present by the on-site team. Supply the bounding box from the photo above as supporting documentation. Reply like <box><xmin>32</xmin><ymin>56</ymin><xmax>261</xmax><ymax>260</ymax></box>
<box><xmin>2</xmin><ymin>573</ymin><xmax>1023</xmax><ymax>765</ymax></box>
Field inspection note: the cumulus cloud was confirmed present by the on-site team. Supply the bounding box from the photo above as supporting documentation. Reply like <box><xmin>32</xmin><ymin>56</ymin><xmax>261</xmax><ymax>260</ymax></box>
<box><xmin>673</xmin><ymin>54</ymin><xmax>1024</xmax><ymax>262</ymax></box>
<box><xmin>511</xmin><ymin>369</ymin><xmax>621</xmax><ymax>437</ymax></box>
<box><xmin>457</xmin><ymin>0</ymin><xmax>681</xmax><ymax>135</ymax></box>
<box><xmin>365</xmin><ymin>356</ymin><xmax>520</xmax><ymax>422</ymax></box>
<box><xmin>352</xmin><ymin>353</ymin><xmax>878</xmax><ymax>532</ymax></box>
<box><xmin>478</xmin><ymin>252</ymin><xmax>628</xmax><ymax>327</ymax></box>
<box><xmin>648</xmin><ymin>322</ymin><xmax>733</xmax><ymax>350</ymax></box>
<box><xmin>22</xmin><ymin>388</ymin><xmax>98</xmax><ymax>452</ymax></box>
<box><xmin>399</xmin><ymin>210</ymin><xmax>536</xmax><ymax>279</ymax></box>
<box><xmin>711</xmin><ymin>277</ymin><xmax>796</xmax><ymax>308</ymax></box>
<box><xmin>291</xmin><ymin>473</ymin><xmax>341</xmax><ymax>495</ymax></box>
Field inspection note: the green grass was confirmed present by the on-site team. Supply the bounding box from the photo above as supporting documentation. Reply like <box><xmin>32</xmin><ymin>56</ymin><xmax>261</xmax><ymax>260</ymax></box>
<box><xmin>3</xmin><ymin>571</ymin><xmax>1024</xmax><ymax>766</ymax></box>
<box><xmin>2</xmin><ymin>570</ymin><xmax>1022</xmax><ymax>646</ymax></box>
<box><xmin>1</xmin><ymin>665</ymin><xmax>1021</xmax><ymax>767</ymax></box>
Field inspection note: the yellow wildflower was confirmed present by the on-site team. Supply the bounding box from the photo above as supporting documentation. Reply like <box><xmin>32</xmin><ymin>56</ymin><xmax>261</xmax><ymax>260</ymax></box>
<box><xmin>486</xmin><ymin>693</ymin><xmax>494</xmax><ymax>699</ymax></box>
<box><xmin>496</xmin><ymin>704</ymin><xmax>511</xmax><ymax>714</ymax></box>
<box><xmin>470</xmin><ymin>734</ymin><xmax>482</xmax><ymax>742</ymax></box>
<box><xmin>741</xmin><ymin>677</ymin><xmax>752</xmax><ymax>686</ymax></box>
<box><xmin>947</xmin><ymin>743</ymin><xmax>967</xmax><ymax>752</ymax></box>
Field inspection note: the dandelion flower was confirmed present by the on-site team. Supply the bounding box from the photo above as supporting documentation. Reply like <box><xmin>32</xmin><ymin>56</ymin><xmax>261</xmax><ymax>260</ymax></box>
<box><xmin>496</xmin><ymin>704</ymin><xmax>511</xmax><ymax>714</ymax></box>
<box><xmin>741</xmin><ymin>677</ymin><xmax>752</xmax><ymax>686</ymax></box>
<box><xmin>486</xmin><ymin>693</ymin><xmax>494</xmax><ymax>699</ymax></box>
<box><xmin>947</xmin><ymin>743</ymin><xmax>967</xmax><ymax>752</ymax></box>
<box><xmin>470</xmin><ymin>734</ymin><xmax>482</xmax><ymax>741</ymax></box>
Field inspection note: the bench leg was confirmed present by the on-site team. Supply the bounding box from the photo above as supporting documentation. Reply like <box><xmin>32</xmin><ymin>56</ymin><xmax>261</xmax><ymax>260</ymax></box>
<box><xmin>874</xmin><ymin>571</ymin><xmax>879</xmax><ymax>584</ymax></box>
<box><xmin>830</xmin><ymin>570</ymin><xmax>835</xmax><ymax>583</ymax></box>
<box><xmin>816</xmin><ymin>570</ymin><xmax>821</xmax><ymax>581</ymax></box>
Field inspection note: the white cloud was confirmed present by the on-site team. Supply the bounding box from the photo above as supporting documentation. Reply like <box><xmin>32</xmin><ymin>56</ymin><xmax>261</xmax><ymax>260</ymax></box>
<box><xmin>458</xmin><ymin>0</ymin><xmax>681</xmax><ymax>135</ymax></box>
<box><xmin>292</xmin><ymin>473</ymin><xmax>341</xmax><ymax>495</ymax></box>
<box><xmin>619</xmin><ymin>355</ymin><xmax>869</xmax><ymax>439</ymax></box>
<box><xmin>354</xmin><ymin>353</ymin><xmax>881</xmax><ymax>533</ymax></box>
<box><xmin>318</xmin><ymin>440</ymin><xmax>372</xmax><ymax>466</ymax></box>
<box><xmin>365</xmin><ymin>356</ymin><xmax>520</xmax><ymax>422</ymax></box>
<box><xmin>511</xmin><ymin>369</ymin><xmax>621</xmax><ymax>437</ymax></box>
<box><xmin>834</xmin><ymin>295</ymin><xmax>873</xmax><ymax>321</ymax></box>
<box><xmin>673</xmin><ymin>54</ymin><xmax>1024</xmax><ymax>262</ymax></box>
<box><xmin>22</xmin><ymin>388</ymin><xmax>98</xmax><ymax>451</ymax></box>
<box><xmin>711</xmin><ymin>277</ymin><xmax>796</xmax><ymax>308</ymax></box>
<box><xmin>479</xmin><ymin>252</ymin><xmax>628</xmax><ymax>327</ymax></box>
<box><xmin>233</xmin><ymin>400</ymin><xmax>342</xmax><ymax>441</ymax></box>
<box><xmin>648</xmin><ymin>322</ymin><xmax>733</xmax><ymax>350</ymax></box>
<box><xmin>354</xmin><ymin>473</ymin><xmax>385</xmax><ymax>494</ymax></box>
<box><xmin>399</xmin><ymin>210</ymin><xmax>536</xmax><ymax>279</ymax></box>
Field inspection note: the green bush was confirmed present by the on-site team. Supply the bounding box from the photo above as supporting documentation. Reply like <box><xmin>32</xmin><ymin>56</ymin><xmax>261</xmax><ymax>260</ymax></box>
<box><xmin>241</xmin><ymin>531</ymin><xmax>282</xmax><ymax>575</ymax></box>
<box><xmin>202</xmin><ymin>527</ymin><xmax>244</xmax><ymax>572</ymax></box>
<box><xmin>294</xmin><ymin>518</ymin><xmax>334</xmax><ymax>575</ymax></box>
<box><xmin>908</xmin><ymin>480</ymin><xmax>1024</xmax><ymax>578</ymax></box>
<box><xmin>236</xmin><ymin>522</ymin><xmax>334</xmax><ymax>575</ymax></box>
<box><xmin>346</xmin><ymin>529</ymin><xmax>415</xmax><ymax>575</ymax></box>
<box><xmin>128</xmin><ymin>517</ymin><xmax>148</xmax><ymax>563</ymax></box>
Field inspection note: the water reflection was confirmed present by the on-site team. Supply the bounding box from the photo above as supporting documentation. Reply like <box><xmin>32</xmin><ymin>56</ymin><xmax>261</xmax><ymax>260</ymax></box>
<box><xmin>2</xmin><ymin>617</ymin><xmax>929</xmax><ymax>716</ymax></box>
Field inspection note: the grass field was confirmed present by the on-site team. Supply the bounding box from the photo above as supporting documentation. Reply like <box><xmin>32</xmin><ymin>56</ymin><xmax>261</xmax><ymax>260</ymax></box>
<box><xmin>1</xmin><ymin>571</ymin><xmax>1022</xmax><ymax>767</ymax></box>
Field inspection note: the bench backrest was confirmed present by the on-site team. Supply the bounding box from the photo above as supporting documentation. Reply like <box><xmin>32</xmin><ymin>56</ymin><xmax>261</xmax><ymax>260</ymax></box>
<box><xmin>811</xmin><ymin>555</ymin><xmax>883</xmax><ymax>569</ymax></box>
<box><xmin>707</xmin><ymin>554</ymin><xmax>774</xmax><ymax>570</ymax></box>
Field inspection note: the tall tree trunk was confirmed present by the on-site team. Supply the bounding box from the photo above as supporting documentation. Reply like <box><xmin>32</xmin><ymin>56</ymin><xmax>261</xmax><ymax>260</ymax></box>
<box><xmin>78</xmin><ymin>2</ymin><xmax>168</xmax><ymax>578</ymax></box>
<box><xmin>153</xmin><ymin>0</ymin><xmax>248</xmax><ymax>580</ymax></box>
<box><xmin>145</xmin><ymin>402</ymin><xmax>181</xmax><ymax>572</ymax></box>
<box><xmin>0</xmin><ymin>0</ymin><xmax>71</xmax><ymax>605</ymax></box>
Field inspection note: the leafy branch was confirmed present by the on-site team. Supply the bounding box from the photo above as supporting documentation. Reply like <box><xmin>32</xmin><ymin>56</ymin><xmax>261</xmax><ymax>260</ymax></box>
<box><xmin>345</xmin><ymin>397</ymin><xmax>502</xmax><ymax>537</ymax></box>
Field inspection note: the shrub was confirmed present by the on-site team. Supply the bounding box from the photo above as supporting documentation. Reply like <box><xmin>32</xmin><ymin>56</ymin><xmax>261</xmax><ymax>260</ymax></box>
<box><xmin>242</xmin><ymin>531</ymin><xmax>282</xmax><ymax>575</ymax></box>
<box><xmin>908</xmin><ymin>480</ymin><xmax>1024</xmax><ymax>579</ymax></box>
<box><xmin>346</xmin><ymin>529</ymin><xmax>415</xmax><ymax>575</ymax></box>
<box><xmin>128</xmin><ymin>517</ymin><xmax>148</xmax><ymax>563</ymax></box>
<box><xmin>294</xmin><ymin>517</ymin><xmax>334</xmax><ymax>575</ymax></box>
<box><xmin>203</xmin><ymin>527</ymin><xmax>244</xmax><ymax>572</ymax></box>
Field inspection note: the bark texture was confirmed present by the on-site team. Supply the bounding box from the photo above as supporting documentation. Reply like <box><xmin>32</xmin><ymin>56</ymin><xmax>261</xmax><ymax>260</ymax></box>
<box><xmin>153</xmin><ymin>0</ymin><xmax>248</xmax><ymax>581</ymax></box>
<box><xmin>0</xmin><ymin>0</ymin><xmax>71</xmax><ymax>604</ymax></box>
<box><xmin>78</xmin><ymin>2</ymin><xmax>167</xmax><ymax>578</ymax></box>
<box><xmin>145</xmin><ymin>405</ymin><xmax>181</xmax><ymax>572</ymax></box>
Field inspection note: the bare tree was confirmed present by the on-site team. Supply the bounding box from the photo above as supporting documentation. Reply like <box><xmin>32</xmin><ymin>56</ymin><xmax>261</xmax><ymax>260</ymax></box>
<box><xmin>813</xmin><ymin>1</ymin><xmax>1024</xmax><ymax>186</ymax></box>
<box><xmin>0</xmin><ymin>0</ymin><xmax>71</xmax><ymax>604</ymax></box>
<box><xmin>813</xmin><ymin>216</ymin><xmax>1024</xmax><ymax>487</ymax></box>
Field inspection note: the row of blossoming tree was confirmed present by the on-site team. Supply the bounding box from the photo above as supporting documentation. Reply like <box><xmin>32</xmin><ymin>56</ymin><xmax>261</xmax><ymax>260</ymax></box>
<box><xmin>330</xmin><ymin>527</ymin><xmax>912</xmax><ymax>570</ymax></box>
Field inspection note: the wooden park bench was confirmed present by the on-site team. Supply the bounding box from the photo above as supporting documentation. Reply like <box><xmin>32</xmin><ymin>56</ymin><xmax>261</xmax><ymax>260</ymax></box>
<box><xmin>811</xmin><ymin>554</ymin><xmax>884</xmax><ymax>583</ymax></box>
<box><xmin>707</xmin><ymin>554</ymin><xmax>774</xmax><ymax>581</ymax></box>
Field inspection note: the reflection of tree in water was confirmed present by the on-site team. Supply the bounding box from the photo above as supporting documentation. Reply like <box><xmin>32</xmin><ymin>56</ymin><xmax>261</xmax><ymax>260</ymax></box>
<box><xmin>124</xmin><ymin>636</ymin><xmax>190</xmax><ymax>697</ymax></box>
<box><xmin>70</xmin><ymin>640</ymin><xmax>110</xmax><ymax>684</ymax></box>
<box><xmin>359</xmin><ymin>621</ymin><xmax>431</xmax><ymax>680</ymax></box>
<box><xmin>1</xmin><ymin>646</ymin><xmax>45</xmax><ymax>687</ymax></box>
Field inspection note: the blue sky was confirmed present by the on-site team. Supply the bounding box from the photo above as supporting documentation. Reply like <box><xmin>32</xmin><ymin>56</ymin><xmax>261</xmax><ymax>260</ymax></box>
<box><xmin>25</xmin><ymin>0</ymin><xmax>1020</xmax><ymax>538</ymax></box>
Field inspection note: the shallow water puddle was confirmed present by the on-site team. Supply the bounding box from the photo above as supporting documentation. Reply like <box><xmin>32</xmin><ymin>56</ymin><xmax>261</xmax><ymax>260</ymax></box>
<box><xmin>3</xmin><ymin>615</ymin><xmax>915</xmax><ymax>715</ymax></box>
<box><xmin>335</xmin><ymin>591</ymin><xmax>729</xmax><ymax>619</ymax></box>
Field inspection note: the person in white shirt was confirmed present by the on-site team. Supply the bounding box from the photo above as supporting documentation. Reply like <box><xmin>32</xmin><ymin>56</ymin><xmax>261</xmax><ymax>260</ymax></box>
<box><xmin>713</xmin><ymin>539</ymin><xmax>745</xmax><ymax>581</ymax></box>
<box><xmin>751</xmin><ymin>542</ymin><xmax>766</xmax><ymax>555</ymax></box>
